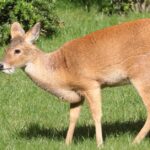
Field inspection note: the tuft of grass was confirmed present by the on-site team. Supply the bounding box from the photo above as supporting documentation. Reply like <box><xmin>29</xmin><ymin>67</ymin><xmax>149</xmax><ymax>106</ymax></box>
<box><xmin>0</xmin><ymin>2</ymin><xmax>150</xmax><ymax>150</ymax></box>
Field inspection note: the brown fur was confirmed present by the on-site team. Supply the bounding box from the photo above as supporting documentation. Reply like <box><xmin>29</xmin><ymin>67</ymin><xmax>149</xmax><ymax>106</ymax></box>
<box><xmin>1</xmin><ymin>19</ymin><xmax>150</xmax><ymax>146</ymax></box>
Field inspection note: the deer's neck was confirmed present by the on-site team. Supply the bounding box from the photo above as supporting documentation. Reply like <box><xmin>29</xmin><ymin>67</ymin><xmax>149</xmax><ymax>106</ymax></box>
<box><xmin>24</xmin><ymin>49</ymin><xmax>67</xmax><ymax>88</ymax></box>
<box><xmin>25</xmin><ymin>49</ymin><xmax>65</xmax><ymax>71</ymax></box>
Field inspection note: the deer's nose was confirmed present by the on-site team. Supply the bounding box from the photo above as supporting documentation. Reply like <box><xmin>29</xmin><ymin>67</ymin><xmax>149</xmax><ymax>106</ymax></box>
<box><xmin>0</xmin><ymin>63</ymin><xmax>4</xmax><ymax>70</ymax></box>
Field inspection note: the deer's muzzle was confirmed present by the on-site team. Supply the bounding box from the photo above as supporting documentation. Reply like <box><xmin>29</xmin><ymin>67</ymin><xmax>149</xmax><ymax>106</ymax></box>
<box><xmin>0</xmin><ymin>62</ymin><xmax>15</xmax><ymax>74</ymax></box>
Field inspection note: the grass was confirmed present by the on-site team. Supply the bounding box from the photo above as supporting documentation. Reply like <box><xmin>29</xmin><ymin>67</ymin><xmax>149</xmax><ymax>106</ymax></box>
<box><xmin>0</xmin><ymin>1</ymin><xmax>150</xmax><ymax>150</ymax></box>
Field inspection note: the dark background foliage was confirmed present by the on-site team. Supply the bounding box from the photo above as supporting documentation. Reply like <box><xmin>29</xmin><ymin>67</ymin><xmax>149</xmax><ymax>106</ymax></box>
<box><xmin>0</xmin><ymin>0</ymin><xmax>60</xmax><ymax>45</ymax></box>
<box><xmin>0</xmin><ymin>0</ymin><xmax>150</xmax><ymax>45</ymax></box>
<box><xmin>70</xmin><ymin>0</ymin><xmax>150</xmax><ymax>14</ymax></box>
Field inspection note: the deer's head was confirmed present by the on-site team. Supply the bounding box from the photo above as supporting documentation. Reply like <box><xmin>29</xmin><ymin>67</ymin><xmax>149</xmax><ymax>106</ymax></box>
<box><xmin>0</xmin><ymin>22</ymin><xmax>41</xmax><ymax>74</ymax></box>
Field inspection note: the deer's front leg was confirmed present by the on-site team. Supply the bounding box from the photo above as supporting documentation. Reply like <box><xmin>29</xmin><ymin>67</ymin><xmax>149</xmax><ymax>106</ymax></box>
<box><xmin>66</xmin><ymin>99</ymin><xmax>84</xmax><ymax>145</ymax></box>
<box><xmin>53</xmin><ymin>88</ymin><xmax>82</xmax><ymax>103</ymax></box>
<box><xmin>83</xmin><ymin>87</ymin><xmax>103</xmax><ymax>147</ymax></box>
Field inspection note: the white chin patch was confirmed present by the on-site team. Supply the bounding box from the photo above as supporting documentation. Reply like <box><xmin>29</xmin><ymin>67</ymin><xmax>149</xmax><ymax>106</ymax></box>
<box><xmin>3</xmin><ymin>68</ymin><xmax>15</xmax><ymax>74</ymax></box>
<box><xmin>1</xmin><ymin>63</ymin><xmax>15</xmax><ymax>74</ymax></box>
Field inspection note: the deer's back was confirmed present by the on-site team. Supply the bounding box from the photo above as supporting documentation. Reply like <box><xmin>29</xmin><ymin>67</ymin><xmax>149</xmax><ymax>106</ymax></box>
<box><xmin>60</xmin><ymin>19</ymin><xmax>150</xmax><ymax>84</ymax></box>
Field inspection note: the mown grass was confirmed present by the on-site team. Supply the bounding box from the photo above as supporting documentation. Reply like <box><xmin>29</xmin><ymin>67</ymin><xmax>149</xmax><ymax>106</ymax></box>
<box><xmin>0</xmin><ymin>1</ymin><xmax>150</xmax><ymax>150</ymax></box>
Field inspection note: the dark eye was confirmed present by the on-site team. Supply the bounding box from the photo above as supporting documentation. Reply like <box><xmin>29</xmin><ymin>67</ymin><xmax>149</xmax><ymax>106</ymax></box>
<box><xmin>14</xmin><ymin>49</ymin><xmax>21</xmax><ymax>54</ymax></box>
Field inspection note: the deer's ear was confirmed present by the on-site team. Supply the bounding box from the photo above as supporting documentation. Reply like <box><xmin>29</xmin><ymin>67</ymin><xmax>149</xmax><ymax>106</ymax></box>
<box><xmin>11</xmin><ymin>22</ymin><xmax>25</xmax><ymax>39</ymax></box>
<box><xmin>25</xmin><ymin>22</ymin><xmax>41</xmax><ymax>43</ymax></box>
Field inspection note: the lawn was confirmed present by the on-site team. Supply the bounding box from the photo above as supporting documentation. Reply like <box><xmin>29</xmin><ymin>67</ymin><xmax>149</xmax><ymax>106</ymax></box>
<box><xmin>0</xmin><ymin>1</ymin><xmax>150</xmax><ymax>150</ymax></box>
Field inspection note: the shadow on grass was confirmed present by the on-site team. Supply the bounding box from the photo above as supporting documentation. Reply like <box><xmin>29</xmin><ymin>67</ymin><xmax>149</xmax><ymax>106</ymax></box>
<box><xmin>18</xmin><ymin>120</ymin><xmax>150</xmax><ymax>142</ymax></box>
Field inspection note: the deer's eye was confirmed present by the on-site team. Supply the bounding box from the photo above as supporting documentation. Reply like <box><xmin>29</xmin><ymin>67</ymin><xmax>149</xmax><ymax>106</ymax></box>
<box><xmin>14</xmin><ymin>49</ymin><xmax>21</xmax><ymax>54</ymax></box>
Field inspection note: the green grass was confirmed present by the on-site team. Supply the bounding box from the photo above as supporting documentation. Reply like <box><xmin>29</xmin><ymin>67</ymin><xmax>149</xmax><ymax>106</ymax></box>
<box><xmin>0</xmin><ymin>2</ymin><xmax>150</xmax><ymax>150</ymax></box>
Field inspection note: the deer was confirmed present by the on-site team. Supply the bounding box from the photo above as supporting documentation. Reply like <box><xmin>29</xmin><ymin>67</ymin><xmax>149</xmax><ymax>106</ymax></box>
<box><xmin>0</xmin><ymin>19</ymin><xmax>150</xmax><ymax>147</ymax></box>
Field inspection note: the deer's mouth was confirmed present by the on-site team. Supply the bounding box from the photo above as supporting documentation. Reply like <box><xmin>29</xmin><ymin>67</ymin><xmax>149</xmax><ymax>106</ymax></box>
<box><xmin>0</xmin><ymin>63</ymin><xmax>15</xmax><ymax>74</ymax></box>
<box><xmin>2</xmin><ymin>67</ymin><xmax>15</xmax><ymax>74</ymax></box>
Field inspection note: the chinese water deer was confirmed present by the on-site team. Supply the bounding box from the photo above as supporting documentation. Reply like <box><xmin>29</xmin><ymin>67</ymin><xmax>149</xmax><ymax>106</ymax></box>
<box><xmin>0</xmin><ymin>19</ymin><xmax>150</xmax><ymax>147</ymax></box>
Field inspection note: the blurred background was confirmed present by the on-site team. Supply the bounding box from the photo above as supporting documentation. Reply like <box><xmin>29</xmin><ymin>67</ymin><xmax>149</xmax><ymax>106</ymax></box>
<box><xmin>0</xmin><ymin>0</ymin><xmax>150</xmax><ymax>46</ymax></box>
